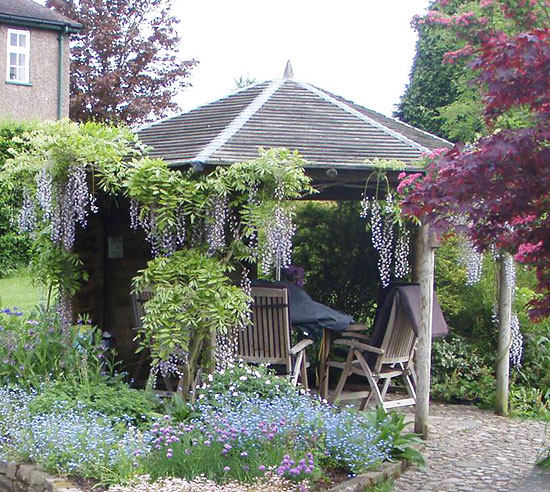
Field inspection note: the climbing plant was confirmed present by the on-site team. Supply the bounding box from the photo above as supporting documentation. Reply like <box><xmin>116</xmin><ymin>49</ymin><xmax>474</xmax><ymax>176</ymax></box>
<box><xmin>2</xmin><ymin>121</ymin><xmax>313</xmax><ymax>400</ymax></box>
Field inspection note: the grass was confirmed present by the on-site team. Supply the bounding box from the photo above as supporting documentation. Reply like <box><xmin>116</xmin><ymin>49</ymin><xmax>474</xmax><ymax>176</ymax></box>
<box><xmin>0</xmin><ymin>273</ymin><xmax>41</xmax><ymax>313</ymax></box>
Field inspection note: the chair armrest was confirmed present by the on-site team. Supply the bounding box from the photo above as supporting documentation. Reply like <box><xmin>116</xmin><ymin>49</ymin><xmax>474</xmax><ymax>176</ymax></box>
<box><xmin>340</xmin><ymin>332</ymin><xmax>370</xmax><ymax>341</ymax></box>
<box><xmin>346</xmin><ymin>323</ymin><xmax>368</xmax><ymax>331</ymax></box>
<box><xmin>333</xmin><ymin>338</ymin><xmax>385</xmax><ymax>355</ymax></box>
<box><xmin>289</xmin><ymin>339</ymin><xmax>314</xmax><ymax>355</ymax></box>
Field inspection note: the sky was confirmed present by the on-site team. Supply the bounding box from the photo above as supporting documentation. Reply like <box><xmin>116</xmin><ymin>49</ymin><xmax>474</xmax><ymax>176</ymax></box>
<box><xmin>173</xmin><ymin>1</ymin><xmax>432</xmax><ymax>116</ymax></box>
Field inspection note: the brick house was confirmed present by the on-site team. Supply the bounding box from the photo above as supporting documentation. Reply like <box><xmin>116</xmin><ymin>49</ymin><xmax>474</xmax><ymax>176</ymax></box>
<box><xmin>0</xmin><ymin>0</ymin><xmax>80</xmax><ymax>121</ymax></box>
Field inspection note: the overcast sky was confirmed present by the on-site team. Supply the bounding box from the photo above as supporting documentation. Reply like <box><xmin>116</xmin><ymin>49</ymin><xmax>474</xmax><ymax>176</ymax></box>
<box><xmin>173</xmin><ymin>1</ymin><xmax>431</xmax><ymax>116</ymax></box>
<box><xmin>37</xmin><ymin>0</ymin><xmax>432</xmax><ymax>117</ymax></box>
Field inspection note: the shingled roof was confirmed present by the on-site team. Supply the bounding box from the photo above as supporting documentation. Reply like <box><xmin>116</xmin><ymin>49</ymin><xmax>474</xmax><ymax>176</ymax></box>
<box><xmin>0</xmin><ymin>0</ymin><xmax>81</xmax><ymax>31</ymax></box>
<box><xmin>138</xmin><ymin>78</ymin><xmax>450</xmax><ymax>171</ymax></box>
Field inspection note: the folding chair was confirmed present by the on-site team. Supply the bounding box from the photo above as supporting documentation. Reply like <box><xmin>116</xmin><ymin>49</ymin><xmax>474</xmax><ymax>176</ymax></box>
<box><xmin>237</xmin><ymin>286</ymin><xmax>313</xmax><ymax>388</ymax></box>
<box><xmin>328</xmin><ymin>288</ymin><xmax>418</xmax><ymax>411</ymax></box>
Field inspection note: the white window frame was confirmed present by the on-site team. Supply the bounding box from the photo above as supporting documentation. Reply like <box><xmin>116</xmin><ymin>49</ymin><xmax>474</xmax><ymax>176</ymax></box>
<box><xmin>6</xmin><ymin>28</ymin><xmax>30</xmax><ymax>84</ymax></box>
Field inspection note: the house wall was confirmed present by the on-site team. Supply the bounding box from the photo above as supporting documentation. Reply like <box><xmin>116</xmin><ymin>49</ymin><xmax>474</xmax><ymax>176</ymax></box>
<box><xmin>74</xmin><ymin>196</ymin><xmax>152</xmax><ymax>382</ymax></box>
<box><xmin>0</xmin><ymin>24</ymin><xmax>70</xmax><ymax>121</ymax></box>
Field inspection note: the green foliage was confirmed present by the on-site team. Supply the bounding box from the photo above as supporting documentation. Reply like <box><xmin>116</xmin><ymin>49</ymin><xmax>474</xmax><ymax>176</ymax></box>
<box><xmin>292</xmin><ymin>202</ymin><xmax>380</xmax><ymax>323</ymax></box>
<box><xmin>28</xmin><ymin>379</ymin><xmax>161</xmax><ymax>427</ymax></box>
<box><xmin>395</xmin><ymin>3</ymin><xmax>472</xmax><ymax>139</ymax></box>
<box><xmin>133</xmin><ymin>249</ymin><xmax>250</xmax><ymax>365</ymax></box>
<box><xmin>0</xmin><ymin>121</ymin><xmax>34</xmax><ymax>274</ymax></box>
<box><xmin>0</xmin><ymin>307</ymin><xmax>108</xmax><ymax>387</ymax></box>
<box><xmin>374</xmin><ymin>408</ymin><xmax>425</xmax><ymax>467</ymax></box>
<box><xmin>509</xmin><ymin>385</ymin><xmax>550</xmax><ymax>420</ymax></box>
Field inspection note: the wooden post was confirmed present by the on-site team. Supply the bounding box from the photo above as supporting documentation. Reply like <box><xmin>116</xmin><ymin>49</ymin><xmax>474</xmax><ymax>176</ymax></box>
<box><xmin>495</xmin><ymin>253</ymin><xmax>512</xmax><ymax>416</ymax></box>
<box><xmin>415</xmin><ymin>223</ymin><xmax>436</xmax><ymax>439</ymax></box>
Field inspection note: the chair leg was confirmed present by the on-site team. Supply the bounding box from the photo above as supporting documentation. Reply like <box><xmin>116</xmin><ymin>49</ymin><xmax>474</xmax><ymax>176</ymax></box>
<box><xmin>300</xmin><ymin>351</ymin><xmax>309</xmax><ymax>390</ymax></box>
<box><xmin>291</xmin><ymin>351</ymin><xmax>304</xmax><ymax>386</ymax></box>
<box><xmin>355</xmin><ymin>352</ymin><xmax>386</xmax><ymax>411</ymax></box>
<box><xmin>381</xmin><ymin>378</ymin><xmax>391</xmax><ymax>399</ymax></box>
<box><xmin>331</xmin><ymin>347</ymin><xmax>355</xmax><ymax>404</ymax></box>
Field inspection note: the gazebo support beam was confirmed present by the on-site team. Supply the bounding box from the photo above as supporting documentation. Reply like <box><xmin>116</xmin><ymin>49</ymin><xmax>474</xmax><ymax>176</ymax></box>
<box><xmin>495</xmin><ymin>253</ymin><xmax>512</xmax><ymax>416</ymax></box>
<box><xmin>414</xmin><ymin>223</ymin><xmax>436</xmax><ymax>439</ymax></box>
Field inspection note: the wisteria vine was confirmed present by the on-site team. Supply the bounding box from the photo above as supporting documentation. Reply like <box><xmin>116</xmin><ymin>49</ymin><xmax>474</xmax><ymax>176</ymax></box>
<box><xmin>360</xmin><ymin>193</ymin><xmax>410</xmax><ymax>288</ymax></box>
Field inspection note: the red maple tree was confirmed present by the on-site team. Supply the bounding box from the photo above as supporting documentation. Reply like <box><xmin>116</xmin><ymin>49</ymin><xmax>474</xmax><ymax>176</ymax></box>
<box><xmin>401</xmin><ymin>0</ymin><xmax>550</xmax><ymax>319</ymax></box>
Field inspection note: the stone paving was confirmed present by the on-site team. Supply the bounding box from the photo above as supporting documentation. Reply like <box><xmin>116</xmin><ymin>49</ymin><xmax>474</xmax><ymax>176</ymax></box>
<box><xmin>392</xmin><ymin>403</ymin><xmax>550</xmax><ymax>492</ymax></box>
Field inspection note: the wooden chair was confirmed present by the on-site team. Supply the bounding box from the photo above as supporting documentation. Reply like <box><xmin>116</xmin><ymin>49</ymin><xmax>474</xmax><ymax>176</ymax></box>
<box><xmin>237</xmin><ymin>286</ymin><xmax>313</xmax><ymax>388</ymax></box>
<box><xmin>328</xmin><ymin>289</ymin><xmax>417</xmax><ymax>411</ymax></box>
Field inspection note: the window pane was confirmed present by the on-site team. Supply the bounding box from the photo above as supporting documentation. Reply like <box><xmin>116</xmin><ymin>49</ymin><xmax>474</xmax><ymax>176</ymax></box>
<box><xmin>18</xmin><ymin>67</ymin><xmax>26</xmax><ymax>81</ymax></box>
<box><xmin>10</xmin><ymin>53</ymin><xmax>16</xmax><ymax>66</ymax></box>
<box><xmin>9</xmin><ymin>67</ymin><xmax>16</xmax><ymax>80</ymax></box>
<box><xmin>9</xmin><ymin>33</ymin><xmax>17</xmax><ymax>46</ymax></box>
<box><xmin>18</xmin><ymin>34</ymin><xmax>26</xmax><ymax>48</ymax></box>
<box><xmin>18</xmin><ymin>54</ymin><xmax>26</xmax><ymax>67</ymax></box>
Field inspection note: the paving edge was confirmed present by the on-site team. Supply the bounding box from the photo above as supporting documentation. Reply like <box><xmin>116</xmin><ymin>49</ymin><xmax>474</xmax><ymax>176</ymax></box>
<box><xmin>0</xmin><ymin>461</ymin><xmax>81</xmax><ymax>492</ymax></box>
<box><xmin>328</xmin><ymin>444</ymin><xmax>424</xmax><ymax>492</ymax></box>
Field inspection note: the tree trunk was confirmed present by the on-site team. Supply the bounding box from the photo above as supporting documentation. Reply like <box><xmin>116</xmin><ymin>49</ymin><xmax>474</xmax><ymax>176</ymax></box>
<box><xmin>495</xmin><ymin>253</ymin><xmax>512</xmax><ymax>416</ymax></box>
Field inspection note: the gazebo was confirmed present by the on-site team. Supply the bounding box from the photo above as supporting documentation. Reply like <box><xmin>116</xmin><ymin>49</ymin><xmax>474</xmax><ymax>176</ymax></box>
<box><xmin>74</xmin><ymin>66</ymin><xmax>451</xmax><ymax>436</ymax></box>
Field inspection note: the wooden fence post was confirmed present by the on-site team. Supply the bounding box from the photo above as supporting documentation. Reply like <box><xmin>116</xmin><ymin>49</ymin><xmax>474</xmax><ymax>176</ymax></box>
<box><xmin>415</xmin><ymin>223</ymin><xmax>436</xmax><ymax>439</ymax></box>
<box><xmin>495</xmin><ymin>253</ymin><xmax>512</xmax><ymax>416</ymax></box>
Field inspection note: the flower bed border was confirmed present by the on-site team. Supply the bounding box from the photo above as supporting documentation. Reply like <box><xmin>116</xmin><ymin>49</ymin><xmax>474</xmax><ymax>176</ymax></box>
<box><xmin>1</xmin><ymin>445</ymin><xmax>422</xmax><ymax>492</ymax></box>
<box><xmin>0</xmin><ymin>462</ymin><xmax>80</xmax><ymax>492</ymax></box>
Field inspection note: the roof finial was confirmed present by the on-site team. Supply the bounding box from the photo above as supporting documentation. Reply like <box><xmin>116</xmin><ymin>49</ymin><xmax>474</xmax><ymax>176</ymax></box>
<box><xmin>283</xmin><ymin>60</ymin><xmax>294</xmax><ymax>79</ymax></box>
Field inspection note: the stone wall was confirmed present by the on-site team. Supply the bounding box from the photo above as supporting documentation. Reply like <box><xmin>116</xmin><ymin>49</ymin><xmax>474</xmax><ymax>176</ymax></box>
<box><xmin>0</xmin><ymin>462</ymin><xmax>80</xmax><ymax>492</ymax></box>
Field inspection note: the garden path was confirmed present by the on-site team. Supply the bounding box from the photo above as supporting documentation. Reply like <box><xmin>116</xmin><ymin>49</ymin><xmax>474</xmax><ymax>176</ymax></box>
<box><xmin>392</xmin><ymin>403</ymin><xmax>549</xmax><ymax>491</ymax></box>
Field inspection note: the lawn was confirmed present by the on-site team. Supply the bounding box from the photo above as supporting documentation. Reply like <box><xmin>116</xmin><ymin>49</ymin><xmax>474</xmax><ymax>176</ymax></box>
<box><xmin>0</xmin><ymin>273</ymin><xmax>41</xmax><ymax>313</ymax></box>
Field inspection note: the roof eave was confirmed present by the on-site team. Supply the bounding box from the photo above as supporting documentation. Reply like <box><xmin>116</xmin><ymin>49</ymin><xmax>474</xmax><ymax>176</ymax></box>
<box><xmin>0</xmin><ymin>13</ymin><xmax>82</xmax><ymax>32</ymax></box>
<box><xmin>166</xmin><ymin>158</ymin><xmax>425</xmax><ymax>174</ymax></box>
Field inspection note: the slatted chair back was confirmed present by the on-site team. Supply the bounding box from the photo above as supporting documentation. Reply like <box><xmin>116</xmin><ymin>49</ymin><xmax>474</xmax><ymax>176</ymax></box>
<box><xmin>237</xmin><ymin>286</ymin><xmax>293</xmax><ymax>374</ymax></box>
<box><xmin>375</xmin><ymin>293</ymin><xmax>417</xmax><ymax>373</ymax></box>
<box><xmin>130</xmin><ymin>287</ymin><xmax>154</xmax><ymax>329</ymax></box>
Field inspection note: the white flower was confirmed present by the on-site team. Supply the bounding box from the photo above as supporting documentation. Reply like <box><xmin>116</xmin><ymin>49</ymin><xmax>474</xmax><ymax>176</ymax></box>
<box><xmin>265</xmin><ymin>380</ymin><xmax>271</xmax><ymax>384</ymax></box>
<box><xmin>239</xmin><ymin>376</ymin><xmax>247</xmax><ymax>381</ymax></box>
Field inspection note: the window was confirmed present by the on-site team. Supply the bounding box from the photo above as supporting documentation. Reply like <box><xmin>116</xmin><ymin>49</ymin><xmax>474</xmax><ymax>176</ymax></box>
<box><xmin>6</xmin><ymin>29</ymin><xmax>30</xmax><ymax>84</ymax></box>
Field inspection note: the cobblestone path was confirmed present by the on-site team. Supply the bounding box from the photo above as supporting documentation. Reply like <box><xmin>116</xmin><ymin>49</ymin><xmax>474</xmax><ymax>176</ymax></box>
<box><xmin>392</xmin><ymin>403</ymin><xmax>550</xmax><ymax>492</ymax></box>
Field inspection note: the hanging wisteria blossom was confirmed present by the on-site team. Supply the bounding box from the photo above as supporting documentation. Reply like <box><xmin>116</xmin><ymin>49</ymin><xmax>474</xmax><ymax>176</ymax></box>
<box><xmin>394</xmin><ymin>227</ymin><xmax>410</xmax><ymax>279</ymax></box>
<box><xmin>35</xmin><ymin>167</ymin><xmax>52</xmax><ymax>220</ymax></box>
<box><xmin>361</xmin><ymin>194</ymin><xmax>396</xmax><ymax>288</ymax></box>
<box><xmin>260</xmin><ymin>205</ymin><xmax>296</xmax><ymax>275</ymax></box>
<box><xmin>18</xmin><ymin>190</ymin><xmax>37</xmax><ymax>234</ymax></box>
<box><xmin>129</xmin><ymin>199</ymin><xmax>186</xmax><ymax>256</ymax></box>
<box><xmin>509</xmin><ymin>313</ymin><xmax>523</xmax><ymax>368</ymax></box>
<box><xmin>205</xmin><ymin>195</ymin><xmax>228</xmax><ymax>255</ymax></box>
<box><xmin>492</xmin><ymin>305</ymin><xmax>523</xmax><ymax>369</ymax></box>
<box><xmin>503</xmin><ymin>253</ymin><xmax>516</xmax><ymax>292</ymax></box>
<box><xmin>458</xmin><ymin>237</ymin><xmax>484</xmax><ymax>285</ymax></box>
<box><xmin>20</xmin><ymin>165</ymin><xmax>97</xmax><ymax>250</ymax></box>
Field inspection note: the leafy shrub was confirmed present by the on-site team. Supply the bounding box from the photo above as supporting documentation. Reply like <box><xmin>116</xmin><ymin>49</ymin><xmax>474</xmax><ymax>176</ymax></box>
<box><xmin>431</xmin><ymin>334</ymin><xmax>495</xmax><ymax>405</ymax></box>
<box><xmin>0</xmin><ymin>307</ymin><xmax>109</xmax><ymax>387</ymax></box>
<box><xmin>0</xmin><ymin>121</ymin><xmax>33</xmax><ymax>274</ymax></box>
<box><xmin>195</xmin><ymin>362</ymin><xmax>297</xmax><ymax>408</ymax></box>
<box><xmin>28</xmin><ymin>379</ymin><xmax>161</xmax><ymax>427</ymax></box>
